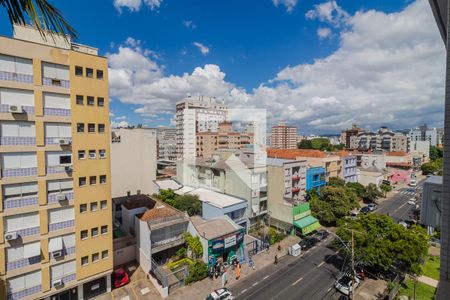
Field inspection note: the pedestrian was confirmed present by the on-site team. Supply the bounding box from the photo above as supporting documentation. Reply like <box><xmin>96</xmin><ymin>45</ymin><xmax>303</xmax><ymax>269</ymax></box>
<box><xmin>221</xmin><ymin>270</ymin><xmax>228</xmax><ymax>287</ymax></box>
<box><xmin>235</xmin><ymin>262</ymin><xmax>241</xmax><ymax>280</ymax></box>
<box><xmin>277</xmin><ymin>244</ymin><xmax>281</xmax><ymax>251</ymax></box>
<box><xmin>274</xmin><ymin>254</ymin><xmax>278</xmax><ymax>265</ymax></box>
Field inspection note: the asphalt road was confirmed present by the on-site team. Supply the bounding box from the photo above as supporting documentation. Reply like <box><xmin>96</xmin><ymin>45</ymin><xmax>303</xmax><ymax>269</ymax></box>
<box><xmin>231</xmin><ymin>239</ymin><xmax>345</xmax><ymax>300</ymax></box>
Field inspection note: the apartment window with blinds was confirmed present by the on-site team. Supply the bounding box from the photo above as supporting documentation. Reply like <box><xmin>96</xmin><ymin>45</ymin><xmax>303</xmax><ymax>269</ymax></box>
<box><xmin>47</xmin><ymin>179</ymin><xmax>73</xmax><ymax>203</ymax></box>
<box><xmin>43</xmin><ymin>93</ymin><xmax>71</xmax><ymax>117</ymax></box>
<box><xmin>98</xmin><ymin>124</ymin><xmax>105</xmax><ymax>133</ymax></box>
<box><xmin>88</xmin><ymin>123</ymin><xmax>95</xmax><ymax>133</ymax></box>
<box><xmin>44</xmin><ymin>123</ymin><xmax>71</xmax><ymax>144</ymax></box>
<box><xmin>97</xmin><ymin>97</ymin><xmax>104</xmax><ymax>107</ymax></box>
<box><xmin>0</xmin><ymin>88</ymin><xmax>35</xmax><ymax>113</ymax></box>
<box><xmin>50</xmin><ymin>260</ymin><xmax>76</xmax><ymax>281</ymax></box>
<box><xmin>0</xmin><ymin>121</ymin><xmax>36</xmax><ymax>146</ymax></box>
<box><xmin>2</xmin><ymin>182</ymin><xmax>38</xmax><ymax>209</ymax></box>
<box><xmin>77</xmin><ymin>123</ymin><xmax>84</xmax><ymax>133</ymax></box>
<box><xmin>87</xmin><ymin>96</ymin><xmax>95</xmax><ymax>106</ymax></box>
<box><xmin>6</xmin><ymin>241</ymin><xmax>41</xmax><ymax>269</ymax></box>
<box><xmin>48</xmin><ymin>234</ymin><xmax>75</xmax><ymax>255</ymax></box>
<box><xmin>1</xmin><ymin>152</ymin><xmax>37</xmax><ymax>177</ymax></box>
<box><xmin>4</xmin><ymin>213</ymin><xmax>40</xmax><ymax>236</ymax></box>
<box><xmin>42</xmin><ymin>62</ymin><xmax>69</xmax><ymax>87</ymax></box>
<box><xmin>7</xmin><ymin>270</ymin><xmax>42</xmax><ymax>298</ymax></box>
<box><xmin>0</xmin><ymin>54</ymin><xmax>33</xmax><ymax>84</ymax></box>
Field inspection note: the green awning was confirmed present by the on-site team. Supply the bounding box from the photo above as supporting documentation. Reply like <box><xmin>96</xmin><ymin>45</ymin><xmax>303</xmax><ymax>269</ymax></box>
<box><xmin>293</xmin><ymin>215</ymin><xmax>321</xmax><ymax>235</ymax></box>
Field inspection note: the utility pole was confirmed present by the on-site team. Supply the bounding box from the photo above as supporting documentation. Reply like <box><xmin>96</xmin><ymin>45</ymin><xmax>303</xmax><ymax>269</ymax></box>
<box><xmin>350</xmin><ymin>229</ymin><xmax>355</xmax><ymax>300</ymax></box>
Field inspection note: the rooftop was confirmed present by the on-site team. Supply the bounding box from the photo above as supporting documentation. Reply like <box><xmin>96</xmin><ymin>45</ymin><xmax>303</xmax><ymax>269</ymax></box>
<box><xmin>174</xmin><ymin>186</ymin><xmax>196</xmax><ymax>195</ymax></box>
<box><xmin>114</xmin><ymin>194</ymin><xmax>156</xmax><ymax>210</ymax></box>
<box><xmin>187</xmin><ymin>188</ymin><xmax>245</xmax><ymax>208</ymax></box>
<box><xmin>154</xmin><ymin>179</ymin><xmax>182</xmax><ymax>191</ymax></box>
<box><xmin>386</xmin><ymin>151</ymin><xmax>408</xmax><ymax>157</ymax></box>
<box><xmin>426</xmin><ymin>175</ymin><xmax>443</xmax><ymax>185</ymax></box>
<box><xmin>266</xmin><ymin>157</ymin><xmax>299</xmax><ymax>166</ymax></box>
<box><xmin>267</xmin><ymin>148</ymin><xmax>336</xmax><ymax>159</ymax></box>
<box><xmin>190</xmin><ymin>216</ymin><xmax>241</xmax><ymax>240</ymax></box>
<box><xmin>138</xmin><ymin>202</ymin><xmax>182</xmax><ymax>222</ymax></box>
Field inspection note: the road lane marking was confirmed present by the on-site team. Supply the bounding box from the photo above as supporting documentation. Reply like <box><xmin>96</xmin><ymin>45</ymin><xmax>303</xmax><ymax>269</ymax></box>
<box><xmin>141</xmin><ymin>287</ymin><xmax>150</xmax><ymax>295</ymax></box>
<box><xmin>252</xmin><ymin>282</ymin><xmax>258</xmax><ymax>286</ymax></box>
<box><xmin>291</xmin><ymin>277</ymin><xmax>303</xmax><ymax>286</ymax></box>
<box><xmin>241</xmin><ymin>288</ymin><xmax>248</xmax><ymax>294</ymax></box>
<box><xmin>327</xmin><ymin>287</ymin><xmax>332</xmax><ymax>292</ymax></box>
<box><xmin>263</xmin><ymin>275</ymin><xmax>269</xmax><ymax>280</ymax></box>
<box><xmin>318</xmin><ymin>261</ymin><xmax>325</xmax><ymax>267</ymax></box>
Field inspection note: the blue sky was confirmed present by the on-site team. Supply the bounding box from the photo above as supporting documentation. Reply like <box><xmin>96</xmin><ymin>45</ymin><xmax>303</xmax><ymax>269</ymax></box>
<box><xmin>0</xmin><ymin>0</ymin><xmax>444</xmax><ymax>134</ymax></box>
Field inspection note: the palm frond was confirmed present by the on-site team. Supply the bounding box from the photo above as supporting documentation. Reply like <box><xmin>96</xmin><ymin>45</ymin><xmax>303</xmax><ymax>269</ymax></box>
<box><xmin>0</xmin><ymin>0</ymin><xmax>77</xmax><ymax>40</ymax></box>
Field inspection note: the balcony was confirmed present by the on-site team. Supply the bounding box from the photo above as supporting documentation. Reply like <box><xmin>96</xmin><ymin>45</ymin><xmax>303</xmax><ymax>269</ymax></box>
<box><xmin>48</xmin><ymin>192</ymin><xmax>74</xmax><ymax>204</ymax></box>
<box><xmin>3</xmin><ymin>196</ymin><xmax>38</xmax><ymax>210</ymax></box>
<box><xmin>14</xmin><ymin>226</ymin><xmax>40</xmax><ymax>238</ymax></box>
<box><xmin>0</xmin><ymin>137</ymin><xmax>36</xmax><ymax>146</ymax></box>
<box><xmin>48</xmin><ymin>219</ymin><xmax>74</xmax><ymax>232</ymax></box>
<box><xmin>152</xmin><ymin>235</ymin><xmax>185</xmax><ymax>253</ymax></box>
<box><xmin>7</xmin><ymin>285</ymin><xmax>41</xmax><ymax>300</ymax></box>
<box><xmin>1</xmin><ymin>167</ymin><xmax>37</xmax><ymax>178</ymax></box>
<box><xmin>0</xmin><ymin>70</ymin><xmax>33</xmax><ymax>84</ymax></box>
<box><xmin>49</xmin><ymin>246</ymin><xmax>76</xmax><ymax>259</ymax></box>
<box><xmin>0</xmin><ymin>104</ymin><xmax>35</xmax><ymax>114</ymax></box>
<box><xmin>46</xmin><ymin>165</ymin><xmax>72</xmax><ymax>175</ymax></box>
<box><xmin>52</xmin><ymin>273</ymin><xmax>76</xmax><ymax>285</ymax></box>
<box><xmin>42</xmin><ymin>77</ymin><xmax>70</xmax><ymax>88</ymax></box>
<box><xmin>43</xmin><ymin>107</ymin><xmax>71</xmax><ymax>117</ymax></box>
<box><xmin>45</xmin><ymin>137</ymin><xmax>72</xmax><ymax>146</ymax></box>
<box><xmin>6</xmin><ymin>255</ymin><xmax>41</xmax><ymax>271</ymax></box>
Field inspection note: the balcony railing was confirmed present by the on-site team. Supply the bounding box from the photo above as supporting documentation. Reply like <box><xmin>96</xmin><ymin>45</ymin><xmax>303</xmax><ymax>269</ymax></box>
<box><xmin>0</xmin><ymin>104</ymin><xmax>34</xmax><ymax>114</ymax></box>
<box><xmin>6</xmin><ymin>255</ymin><xmax>41</xmax><ymax>271</ymax></box>
<box><xmin>49</xmin><ymin>219</ymin><xmax>74</xmax><ymax>232</ymax></box>
<box><xmin>43</xmin><ymin>107</ymin><xmax>71</xmax><ymax>117</ymax></box>
<box><xmin>45</xmin><ymin>137</ymin><xmax>72</xmax><ymax>145</ymax></box>
<box><xmin>3</xmin><ymin>196</ymin><xmax>38</xmax><ymax>210</ymax></box>
<box><xmin>52</xmin><ymin>273</ymin><xmax>76</xmax><ymax>285</ymax></box>
<box><xmin>48</xmin><ymin>192</ymin><xmax>74</xmax><ymax>204</ymax></box>
<box><xmin>7</xmin><ymin>284</ymin><xmax>41</xmax><ymax>300</ymax></box>
<box><xmin>0</xmin><ymin>137</ymin><xmax>36</xmax><ymax>146</ymax></box>
<box><xmin>0</xmin><ymin>70</ymin><xmax>33</xmax><ymax>84</ymax></box>
<box><xmin>1</xmin><ymin>167</ymin><xmax>37</xmax><ymax>178</ymax></box>
<box><xmin>46</xmin><ymin>165</ymin><xmax>71</xmax><ymax>175</ymax></box>
<box><xmin>42</xmin><ymin>77</ymin><xmax>70</xmax><ymax>88</ymax></box>
<box><xmin>15</xmin><ymin>226</ymin><xmax>40</xmax><ymax>238</ymax></box>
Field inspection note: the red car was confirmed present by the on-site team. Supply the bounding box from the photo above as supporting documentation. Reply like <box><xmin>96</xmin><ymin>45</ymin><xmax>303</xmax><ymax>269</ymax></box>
<box><xmin>113</xmin><ymin>268</ymin><xmax>130</xmax><ymax>288</ymax></box>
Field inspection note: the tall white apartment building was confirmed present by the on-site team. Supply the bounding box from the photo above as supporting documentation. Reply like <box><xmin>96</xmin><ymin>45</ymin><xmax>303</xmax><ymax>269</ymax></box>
<box><xmin>409</xmin><ymin>124</ymin><xmax>443</xmax><ymax>147</ymax></box>
<box><xmin>175</xmin><ymin>96</ymin><xmax>227</xmax><ymax>159</ymax></box>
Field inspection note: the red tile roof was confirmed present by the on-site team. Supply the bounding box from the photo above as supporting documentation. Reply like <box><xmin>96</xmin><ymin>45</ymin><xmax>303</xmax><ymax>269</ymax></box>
<box><xmin>386</xmin><ymin>151</ymin><xmax>408</xmax><ymax>156</ymax></box>
<box><xmin>267</xmin><ymin>148</ymin><xmax>329</xmax><ymax>159</ymax></box>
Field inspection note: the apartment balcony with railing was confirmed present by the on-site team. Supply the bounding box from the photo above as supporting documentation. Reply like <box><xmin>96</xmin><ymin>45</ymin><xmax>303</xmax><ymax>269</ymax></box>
<box><xmin>6</xmin><ymin>242</ymin><xmax>41</xmax><ymax>272</ymax></box>
<box><xmin>48</xmin><ymin>207</ymin><xmax>75</xmax><ymax>232</ymax></box>
<box><xmin>42</xmin><ymin>62</ymin><xmax>70</xmax><ymax>88</ymax></box>
<box><xmin>43</xmin><ymin>93</ymin><xmax>71</xmax><ymax>117</ymax></box>
<box><xmin>7</xmin><ymin>283</ymin><xmax>41</xmax><ymax>300</ymax></box>
<box><xmin>4</xmin><ymin>213</ymin><xmax>40</xmax><ymax>238</ymax></box>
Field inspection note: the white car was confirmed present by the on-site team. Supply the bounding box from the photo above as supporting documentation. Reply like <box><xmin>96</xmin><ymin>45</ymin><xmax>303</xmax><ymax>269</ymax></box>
<box><xmin>409</xmin><ymin>181</ymin><xmax>417</xmax><ymax>187</ymax></box>
<box><xmin>335</xmin><ymin>274</ymin><xmax>360</xmax><ymax>296</ymax></box>
<box><xmin>407</xmin><ymin>199</ymin><xmax>416</xmax><ymax>206</ymax></box>
<box><xmin>205</xmin><ymin>288</ymin><xmax>234</xmax><ymax>300</ymax></box>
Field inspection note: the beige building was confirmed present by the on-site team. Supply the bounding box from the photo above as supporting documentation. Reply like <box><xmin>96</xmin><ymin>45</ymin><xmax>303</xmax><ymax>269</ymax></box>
<box><xmin>0</xmin><ymin>26</ymin><xmax>113</xmax><ymax>299</ymax></box>
<box><xmin>196</xmin><ymin>122</ymin><xmax>253</xmax><ymax>158</ymax></box>
<box><xmin>271</xmin><ymin>122</ymin><xmax>297</xmax><ymax>149</ymax></box>
<box><xmin>110</xmin><ymin>128</ymin><xmax>157</xmax><ymax>198</ymax></box>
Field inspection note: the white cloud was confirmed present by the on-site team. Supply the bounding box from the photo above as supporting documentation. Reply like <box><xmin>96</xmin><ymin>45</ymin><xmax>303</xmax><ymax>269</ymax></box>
<box><xmin>183</xmin><ymin>20</ymin><xmax>197</xmax><ymax>29</ymax></box>
<box><xmin>305</xmin><ymin>1</ymin><xmax>349</xmax><ymax>27</ymax></box>
<box><xmin>113</xmin><ymin>0</ymin><xmax>162</xmax><ymax>13</ymax></box>
<box><xmin>272</xmin><ymin>0</ymin><xmax>298</xmax><ymax>13</ymax></box>
<box><xmin>317</xmin><ymin>27</ymin><xmax>332</xmax><ymax>39</ymax></box>
<box><xmin>109</xmin><ymin>0</ymin><xmax>445</xmax><ymax>132</ymax></box>
<box><xmin>116</xmin><ymin>115</ymin><xmax>128</xmax><ymax>120</ymax></box>
<box><xmin>192</xmin><ymin>42</ymin><xmax>210</xmax><ymax>55</ymax></box>
<box><xmin>111</xmin><ymin>120</ymin><xmax>131</xmax><ymax>128</ymax></box>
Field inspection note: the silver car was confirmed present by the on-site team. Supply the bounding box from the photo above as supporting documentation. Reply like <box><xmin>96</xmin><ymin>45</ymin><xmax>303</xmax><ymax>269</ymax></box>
<box><xmin>335</xmin><ymin>274</ymin><xmax>360</xmax><ymax>296</ymax></box>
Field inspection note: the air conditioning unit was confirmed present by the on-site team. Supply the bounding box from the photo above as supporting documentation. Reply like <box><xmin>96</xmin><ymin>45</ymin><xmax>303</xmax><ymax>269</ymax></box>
<box><xmin>64</xmin><ymin>165</ymin><xmax>73</xmax><ymax>172</ymax></box>
<box><xmin>9</xmin><ymin>105</ymin><xmax>23</xmax><ymax>113</ymax></box>
<box><xmin>59</xmin><ymin>139</ymin><xmax>71</xmax><ymax>146</ymax></box>
<box><xmin>52</xmin><ymin>279</ymin><xmax>64</xmax><ymax>288</ymax></box>
<box><xmin>4</xmin><ymin>231</ymin><xmax>18</xmax><ymax>241</ymax></box>
<box><xmin>52</xmin><ymin>250</ymin><xmax>63</xmax><ymax>259</ymax></box>
<box><xmin>56</xmin><ymin>194</ymin><xmax>66</xmax><ymax>201</ymax></box>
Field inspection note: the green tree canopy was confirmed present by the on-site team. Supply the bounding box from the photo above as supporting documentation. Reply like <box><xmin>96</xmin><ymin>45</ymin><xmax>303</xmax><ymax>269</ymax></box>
<box><xmin>421</xmin><ymin>158</ymin><xmax>443</xmax><ymax>175</ymax></box>
<box><xmin>298</xmin><ymin>139</ymin><xmax>312</xmax><ymax>149</ymax></box>
<box><xmin>336</xmin><ymin>214</ymin><xmax>428</xmax><ymax>275</ymax></box>
<box><xmin>429</xmin><ymin>145</ymin><xmax>443</xmax><ymax>161</ymax></box>
<box><xmin>329</xmin><ymin>177</ymin><xmax>345</xmax><ymax>187</ymax></box>
<box><xmin>363</xmin><ymin>183</ymin><xmax>383</xmax><ymax>203</ymax></box>
<box><xmin>346</xmin><ymin>182</ymin><xmax>366</xmax><ymax>198</ymax></box>
<box><xmin>157</xmin><ymin>189</ymin><xmax>202</xmax><ymax>216</ymax></box>
<box><xmin>184</xmin><ymin>233</ymin><xmax>203</xmax><ymax>259</ymax></box>
<box><xmin>379</xmin><ymin>183</ymin><xmax>392</xmax><ymax>197</ymax></box>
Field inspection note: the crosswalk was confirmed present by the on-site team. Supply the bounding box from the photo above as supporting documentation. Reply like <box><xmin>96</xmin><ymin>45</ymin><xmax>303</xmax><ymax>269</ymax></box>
<box><xmin>396</xmin><ymin>187</ymin><xmax>422</xmax><ymax>197</ymax></box>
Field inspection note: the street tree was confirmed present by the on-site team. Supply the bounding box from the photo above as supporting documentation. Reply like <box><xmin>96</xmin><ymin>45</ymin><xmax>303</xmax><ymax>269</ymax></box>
<box><xmin>184</xmin><ymin>233</ymin><xmax>203</xmax><ymax>259</ymax></box>
<box><xmin>363</xmin><ymin>183</ymin><xmax>383</xmax><ymax>203</ymax></box>
<box><xmin>346</xmin><ymin>182</ymin><xmax>366</xmax><ymax>199</ymax></box>
<box><xmin>336</xmin><ymin>214</ymin><xmax>428</xmax><ymax>275</ymax></box>
<box><xmin>379</xmin><ymin>183</ymin><xmax>392</xmax><ymax>197</ymax></box>
<box><xmin>429</xmin><ymin>145</ymin><xmax>443</xmax><ymax>161</ymax></box>
<box><xmin>328</xmin><ymin>177</ymin><xmax>345</xmax><ymax>187</ymax></box>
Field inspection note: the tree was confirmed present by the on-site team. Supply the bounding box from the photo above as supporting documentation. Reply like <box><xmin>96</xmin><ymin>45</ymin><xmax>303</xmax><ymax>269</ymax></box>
<box><xmin>421</xmin><ymin>158</ymin><xmax>443</xmax><ymax>175</ymax></box>
<box><xmin>1</xmin><ymin>0</ymin><xmax>76</xmax><ymax>39</ymax></box>
<box><xmin>184</xmin><ymin>233</ymin><xmax>203</xmax><ymax>259</ymax></box>
<box><xmin>379</xmin><ymin>183</ymin><xmax>392</xmax><ymax>197</ymax></box>
<box><xmin>328</xmin><ymin>177</ymin><xmax>345</xmax><ymax>187</ymax></box>
<box><xmin>298</xmin><ymin>140</ymin><xmax>312</xmax><ymax>149</ymax></box>
<box><xmin>363</xmin><ymin>183</ymin><xmax>383</xmax><ymax>203</ymax></box>
<box><xmin>429</xmin><ymin>145</ymin><xmax>443</xmax><ymax>161</ymax></box>
<box><xmin>185</xmin><ymin>261</ymin><xmax>208</xmax><ymax>284</ymax></box>
<box><xmin>157</xmin><ymin>190</ymin><xmax>202</xmax><ymax>216</ymax></box>
<box><xmin>336</xmin><ymin>214</ymin><xmax>428</xmax><ymax>276</ymax></box>
<box><xmin>346</xmin><ymin>182</ymin><xmax>365</xmax><ymax>198</ymax></box>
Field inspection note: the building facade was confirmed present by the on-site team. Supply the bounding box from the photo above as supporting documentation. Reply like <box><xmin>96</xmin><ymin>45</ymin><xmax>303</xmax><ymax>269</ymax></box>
<box><xmin>305</xmin><ymin>167</ymin><xmax>326</xmax><ymax>192</ymax></box>
<box><xmin>335</xmin><ymin>152</ymin><xmax>358</xmax><ymax>183</ymax></box>
<box><xmin>0</xmin><ymin>26</ymin><xmax>112</xmax><ymax>300</ymax></box>
<box><xmin>350</xmin><ymin>129</ymin><xmax>408</xmax><ymax>152</ymax></box>
<box><xmin>270</xmin><ymin>122</ymin><xmax>298</xmax><ymax>149</ymax></box>
<box><xmin>153</xmin><ymin>127</ymin><xmax>176</xmax><ymax>161</ymax></box>
<box><xmin>340</xmin><ymin>124</ymin><xmax>364</xmax><ymax>148</ymax></box>
<box><xmin>409</xmin><ymin>124</ymin><xmax>444</xmax><ymax>147</ymax></box>
<box><xmin>175</xmin><ymin>97</ymin><xmax>227</xmax><ymax>160</ymax></box>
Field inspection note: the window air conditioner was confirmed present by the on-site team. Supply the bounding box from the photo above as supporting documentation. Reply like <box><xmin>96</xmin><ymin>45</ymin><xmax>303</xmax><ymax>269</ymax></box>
<box><xmin>52</xmin><ymin>250</ymin><xmax>63</xmax><ymax>259</ymax></box>
<box><xmin>59</xmin><ymin>139</ymin><xmax>71</xmax><ymax>146</ymax></box>
<box><xmin>53</xmin><ymin>279</ymin><xmax>64</xmax><ymax>288</ymax></box>
<box><xmin>4</xmin><ymin>231</ymin><xmax>18</xmax><ymax>241</ymax></box>
<box><xmin>9</xmin><ymin>105</ymin><xmax>23</xmax><ymax>113</ymax></box>
<box><xmin>56</xmin><ymin>194</ymin><xmax>66</xmax><ymax>201</ymax></box>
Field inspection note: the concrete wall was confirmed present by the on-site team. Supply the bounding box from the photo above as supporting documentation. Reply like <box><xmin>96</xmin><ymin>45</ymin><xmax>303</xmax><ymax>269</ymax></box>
<box><xmin>358</xmin><ymin>171</ymin><xmax>383</xmax><ymax>187</ymax></box>
<box><xmin>121</xmin><ymin>206</ymin><xmax>147</xmax><ymax>235</ymax></box>
<box><xmin>267</xmin><ymin>164</ymin><xmax>293</xmax><ymax>226</ymax></box>
<box><xmin>421</xmin><ymin>178</ymin><xmax>442</xmax><ymax>229</ymax></box>
<box><xmin>113</xmin><ymin>244</ymin><xmax>136</xmax><ymax>266</ymax></box>
<box><xmin>110</xmin><ymin>128</ymin><xmax>157</xmax><ymax>198</ymax></box>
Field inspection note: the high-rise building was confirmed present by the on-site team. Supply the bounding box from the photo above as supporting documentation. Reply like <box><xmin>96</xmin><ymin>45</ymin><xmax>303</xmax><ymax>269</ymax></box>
<box><xmin>340</xmin><ymin>123</ymin><xmax>364</xmax><ymax>148</ymax></box>
<box><xmin>409</xmin><ymin>124</ymin><xmax>443</xmax><ymax>147</ymax></box>
<box><xmin>350</xmin><ymin>128</ymin><xmax>408</xmax><ymax>152</ymax></box>
<box><xmin>0</xmin><ymin>26</ymin><xmax>112</xmax><ymax>299</ymax></box>
<box><xmin>175</xmin><ymin>96</ymin><xmax>227</xmax><ymax>160</ymax></box>
<box><xmin>271</xmin><ymin>122</ymin><xmax>298</xmax><ymax>149</ymax></box>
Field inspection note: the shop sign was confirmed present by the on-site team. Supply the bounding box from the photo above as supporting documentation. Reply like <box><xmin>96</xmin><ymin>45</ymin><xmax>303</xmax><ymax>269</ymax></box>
<box><xmin>224</xmin><ymin>235</ymin><xmax>236</xmax><ymax>248</ymax></box>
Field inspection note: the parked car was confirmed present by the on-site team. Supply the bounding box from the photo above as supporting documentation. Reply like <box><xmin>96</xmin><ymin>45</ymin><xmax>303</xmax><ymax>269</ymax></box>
<box><xmin>360</xmin><ymin>206</ymin><xmax>371</xmax><ymax>214</ymax></box>
<box><xmin>407</xmin><ymin>199</ymin><xmax>416</xmax><ymax>206</ymax></box>
<box><xmin>409</xmin><ymin>181</ymin><xmax>417</xmax><ymax>187</ymax></box>
<box><xmin>313</xmin><ymin>230</ymin><xmax>329</xmax><ymax>241</ymax></box>
<box><xmin>349</xmin><ymin>210</ymin><xmax>359</xmax><ymax>219</ymax></box>
<box><xmin>335</xmin><ymin>274</ymin><xmax>360</xmax><ymax>296</ymax></box>
<box><xmin>367</xmin><ymin>203</ymin><xmax>378</xmax><ymax>211</ymax></box>
<box><xmin>206</xmin><ymin>288</ymin><xmax>234</xmax><ymax>300</ymax></box>
<box><xmin>398</xmin><ymin>221</ymin><xmax>408</xmax><ymax>228</ymax></box>
<box><xmin>430</xmin><ymin>237</ymin><xmax>441</xmax><ymax>248</ymax></box>
<box><xmin>113</xmin><ymin>267</ymin><xmax>130</xmax><ymax>288</ymax></box>
<box><xmin>299</xmin><ymin>237</ymin><xmax>319</xmax><ymax>250</ymax></box>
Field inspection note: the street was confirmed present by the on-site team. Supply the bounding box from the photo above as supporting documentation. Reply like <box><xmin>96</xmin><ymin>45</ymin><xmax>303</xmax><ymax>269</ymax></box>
<box><xmin>231</xmin><ymin>239</ymin><xmax>345</xmax><ymax>300</ymax></box>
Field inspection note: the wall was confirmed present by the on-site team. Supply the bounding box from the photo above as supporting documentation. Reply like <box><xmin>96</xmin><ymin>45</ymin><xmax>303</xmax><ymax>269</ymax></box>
<box><xmin>121</xmin><ymin>206</ymin><xmax>147</xmax><ymax>235</ymax></box>
<box><xmin>110</xmin><ymin>128</ymin><xmax>157</xmax><ymax>198</ymax></box>
<box><xmin>358</xmin><ymin>170</ymin><xmax>383</xmax><ymax>186</ymax></box>
<box><xmin>113</xmin><ymin>244</ymin><xmax>136</xmax><ymax>266</ymax></box>
<box><xmin>421</xmin><ymin>177</ymin><xmax>442</xmax><ymax>229</ymax></box>
<box><xmin>267</xmin><ymin>164</ymin><xmax>292</xmax><ymax>226</ymax></box>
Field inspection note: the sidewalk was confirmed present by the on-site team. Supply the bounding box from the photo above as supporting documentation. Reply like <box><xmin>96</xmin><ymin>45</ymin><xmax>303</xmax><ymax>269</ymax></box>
<box><xmin>168</xmin><ymin>235</ymin><xmax>300</xmax><ymax>300</ymax></box>
<box><xmin>418</xmin><ymin>275</ymin><xmax>438</xmax><ymax>288</ymax></box>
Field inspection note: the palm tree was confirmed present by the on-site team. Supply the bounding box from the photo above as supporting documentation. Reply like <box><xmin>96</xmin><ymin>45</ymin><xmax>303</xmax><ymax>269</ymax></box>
<box><xmin>0</xmin><ymin>0</ymin><xmax>76</xmax><ymax>39</ymax></box>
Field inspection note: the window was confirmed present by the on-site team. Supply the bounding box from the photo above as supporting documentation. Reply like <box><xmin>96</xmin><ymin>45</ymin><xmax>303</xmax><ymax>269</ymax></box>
<box><xmin>86</xmin><ymin>68</ymin><xmax>93</xmax><ymax>78</ymax></box>
<box><xmin>80</xmin><ymin>204</ymin><xmax>87</xmax><ymax>213</ymax></box>
<box><xmin>76</xmin><ymin>95</ymin><xmax>84</xmax><ymax>105</ymax></box>
<box><xmin>100</xmin><ymin>200</ymin><xmax>107</xmax><ymax>210</ymax></box>
<box><xmin>77</xmin><ymin>123</ymin><xmax>84</xmax><ymax>133</ymax></box>
<box><xmin>89</xmin><ymin>176</ymin><xmax>96</xmax><ymax>185</ymax></box>
<box><xmin>75</xmin><ymin>66</ymin><xmax>83</xmax><ymax>76</ymax></box>
<box><xmin>3</xmin><ymin>182</ymin><xmax>38</xmax><ymax>202</ymax></box>
<box><xmin>6</xmin><ymin>270</ymin><xmax>42</xmax><ymax>296</ymax></box>
<box><xmin>48</xmin><ymin>207</ymin><xmax>74</xmax><ymax>225</ymax></box>
<box><xmin>92</xmin><ymin>253</ymin><xmax>99</xmax><ymax>263</ymax></box>
<box><xmin>79</xmin><ymin>177</ymin><xmax>86</xmax><ymax>187</ymax></box>
<box><xmin>81</xmin><ymin>256</ymin><xmax>88</xmax><ymax>266</ymax></box>
<box><xmin>80</xmin><ymin>230</ymin><xmax>88</xmax><ymax>240</ymax></box>
<box><xmin>90</xmin><ymin>202</ymin><xmax>98</xmax><ymax>211</ymax></box>
<box><xmin>98</xmin><ymin>124</ymin><xmax>105</xmax><ymax>133</ymax></box>
<box><xmin>99</xmin><ymin>175</ymin><xmax>106</xmax><ymax>184</ymax></box>
<box><xmin>59</xmin><ymin>155</ymin><xmax>71</xmax><ymax>165</ymax></box>
<box><xmin>78</xmin><ymin>151</ymin><xmax>85</xmax><ymax>160</ymax></box>
<box><xmin>88</xmin><ymin>124</ymin><xmax>95</xmax><ymax>133</ymax></box>
<box><xmin>101</xmin><ymin>225</ymin><xmax>108</xmax><ymax>235</ymax></box>
<box><xmin>4</xmin><ymin>213</ymin><xmax>39</xmax><ymax>232</ymax></box>
<box><xmin>91</xmin><ymin>227</ymin><xmax>98</xmax><ymax>237</ymax></box>
<box><xmin>42</xmin><ymin>62</ymin><xmax>69</xmax><ymax>81</ymax></box>
<box><xmin>89</xmin><ymin>150</ymin><xmax>96</xmax><ymax>159</ymax></box>
<box><xmin>0</xmin><ymin>54</ymin><xmax>33</xmax><ymax>76</ymax></box>
<box><xmin>97</xmin><ymin>97</ymin><xmax>104</xmax><ymax>107</ymax></box>
<box><xmin>2</xmin><ymin>152</ymin><xmax>37</xmax><ymax>169</ymax></box>
<box><xmin>87</xmin><ymin>96</ymin><xmax>95</xmax><ymax>106</ymax></box>
<box><xmin>99</xmin><ymin>149</ymin><xmax>106</xmax><ymax>159</ymax></box>
<box><xmin>102</xmin><ymin>250</ymin><xmax>108</xmax><ymax>259</ymax></box>
<box><xmin>96</xmin><ymin>70</ymin><xmax>104</xmax><ymax>80</ymax></box>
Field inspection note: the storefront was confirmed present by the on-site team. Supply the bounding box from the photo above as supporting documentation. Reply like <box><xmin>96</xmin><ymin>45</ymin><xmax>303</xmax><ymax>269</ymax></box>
<box><xmin>292</xmin><ymin>203</ymin><xmax>321</xmax><ymax>236</ymax></box>
<box><xmin>207</xmin><ymin>229</ymin><xmax>245</xmax><ymax>266</ymax></box>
